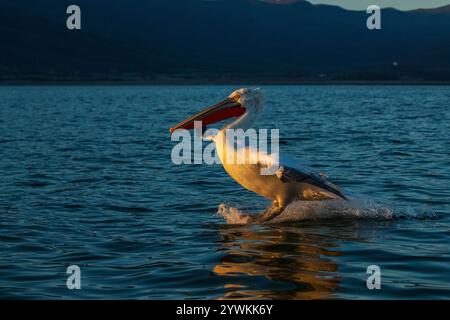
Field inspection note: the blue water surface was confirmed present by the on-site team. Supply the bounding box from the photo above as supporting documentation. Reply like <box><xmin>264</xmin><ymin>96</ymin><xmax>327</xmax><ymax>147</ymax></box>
<box><xmin>0</xmin><ymin>85</ymin><xmax>449</xmax><ymax>299</ymax></box>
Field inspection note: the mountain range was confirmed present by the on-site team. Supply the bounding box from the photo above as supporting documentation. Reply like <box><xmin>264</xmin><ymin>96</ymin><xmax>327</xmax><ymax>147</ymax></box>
<box><xmin>1</xmin><ymin>0</ymin><xmax>450</xmax><ymax>82</ymax></box>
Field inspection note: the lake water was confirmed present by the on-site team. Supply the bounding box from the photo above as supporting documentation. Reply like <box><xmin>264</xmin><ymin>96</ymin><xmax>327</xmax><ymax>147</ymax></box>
<box><xmin>0</xmin><ymin>85</ymin><xmax>449</xmax><ymax>299</ymax></box>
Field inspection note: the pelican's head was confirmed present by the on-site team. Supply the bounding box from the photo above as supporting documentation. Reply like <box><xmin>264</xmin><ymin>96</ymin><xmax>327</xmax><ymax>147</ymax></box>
<box><xmin>170</xmin><ymin>88</ymin><xmax>262</xmax><ymax>134</ymax></box>
<box><xmin>228</xmin><ymin>88</ymin><xmax>262</xmax><ymax>114</ymax></box>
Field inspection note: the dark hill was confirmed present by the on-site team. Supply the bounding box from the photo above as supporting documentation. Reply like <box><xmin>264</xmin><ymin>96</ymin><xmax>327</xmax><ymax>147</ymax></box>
<box><xmin>1</xmin><ymin>0</ymin><xmax>450</xmax><ymax>82</ymax></box>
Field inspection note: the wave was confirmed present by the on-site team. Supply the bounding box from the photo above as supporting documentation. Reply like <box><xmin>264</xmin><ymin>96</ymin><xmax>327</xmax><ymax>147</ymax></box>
<box><xmin>217</xmin><ymin>195</ymin><xmax>437</xmax><ymax>225</ymax></box>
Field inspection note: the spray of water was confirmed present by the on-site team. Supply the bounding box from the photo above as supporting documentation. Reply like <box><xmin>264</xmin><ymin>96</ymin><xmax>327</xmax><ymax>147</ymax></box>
<box><xmin>217</xmin><ymin>194</ymin><xmax>437</xmax><ymax>225</ymax></box>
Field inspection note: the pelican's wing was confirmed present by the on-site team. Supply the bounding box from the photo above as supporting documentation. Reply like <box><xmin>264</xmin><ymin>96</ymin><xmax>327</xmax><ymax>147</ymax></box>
<box><xmin>277</xmin><ymin>165</ymin><xmax>347</xmax><ymax>200</ymax></box>
<box><xmin>258</xmin><ymin>152</ymin><xmax>347</xmax><ymax>200</ymax></box>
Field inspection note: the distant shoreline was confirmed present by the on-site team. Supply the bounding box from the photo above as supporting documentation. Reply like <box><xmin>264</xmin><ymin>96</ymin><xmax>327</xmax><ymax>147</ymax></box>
<box><xmin>1</xmin><ymin>80</ymin><xmax>450</xmax><ymax>86</ymax></box>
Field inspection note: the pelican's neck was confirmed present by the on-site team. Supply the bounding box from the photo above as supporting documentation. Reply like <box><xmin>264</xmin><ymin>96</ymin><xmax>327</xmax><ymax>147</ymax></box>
<box><xmin>214</xmin><ymin>109</ymin><xmax>258</xmax><ymax>166</ymax></box>
<box><xmin>224</xmin><ymin>108</ymin><xmax>256</xmax><ymax>131</ymax></box>
<box><xmin>214</xmin><ymin>130</ymin><xmax>235</xmax><ymax>167</ymax></box>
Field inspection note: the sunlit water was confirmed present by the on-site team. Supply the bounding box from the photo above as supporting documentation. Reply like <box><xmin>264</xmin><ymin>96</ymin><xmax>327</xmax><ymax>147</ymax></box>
<box><xmin>0</xmin><ymin>85</ymin><xmax>449</xmax><ymax>299</ymax></box>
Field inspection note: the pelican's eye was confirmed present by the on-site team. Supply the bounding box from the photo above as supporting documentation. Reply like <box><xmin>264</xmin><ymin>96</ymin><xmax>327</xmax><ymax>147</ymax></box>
<box><xmin>229</xmin><ymin>94</ymin><xmax>241</xmax><ymax>102</ymax></box>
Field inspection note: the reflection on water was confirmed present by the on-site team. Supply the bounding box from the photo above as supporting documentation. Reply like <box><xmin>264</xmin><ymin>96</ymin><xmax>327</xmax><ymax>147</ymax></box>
<box><xmin>215</xmin><ymin>221</ymin><xmax>373</xmax><ymax>299</ymax></box>
<box><xmin>1</xmin><ymin>85</ymin><xmax>449</xmax><ymax>299</ymax></box>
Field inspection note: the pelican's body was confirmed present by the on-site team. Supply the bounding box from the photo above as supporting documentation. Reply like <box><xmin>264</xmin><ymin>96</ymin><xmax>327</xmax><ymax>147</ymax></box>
<box><xmin>215</xmin><ymin>138</ymin><xmax>338</xmax><ymax>206</ymax></box>
<box><xmin>170</xmin><ymin>88</ymin><xmax>347</xmax><ymax>222</ymax></box>
<box><xmin>216</xmin><ymin>137</ymin><xmax>288</xmax><ymax>204</ymax></box>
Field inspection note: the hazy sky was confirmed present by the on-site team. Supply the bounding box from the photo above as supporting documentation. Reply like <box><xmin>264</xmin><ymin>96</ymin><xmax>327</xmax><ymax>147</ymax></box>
<box><xmin>307</xmin><ymin>0</ymin><xmax>450</xmax><ymax>10</ymax></box>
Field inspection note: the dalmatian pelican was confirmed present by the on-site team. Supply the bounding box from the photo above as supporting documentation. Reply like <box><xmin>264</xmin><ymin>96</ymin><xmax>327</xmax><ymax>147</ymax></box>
<box><xmin>170</xmin><ymin>88</ymin><xmax>347</xmax><ymax>223</ymax></box>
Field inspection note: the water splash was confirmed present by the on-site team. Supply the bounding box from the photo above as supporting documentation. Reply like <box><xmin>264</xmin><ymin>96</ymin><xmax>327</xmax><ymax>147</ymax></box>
<box><xmin>217</xmin><ymin>195</ymin><xmax>437</xmax><ymax>225</ymax></box>
<box><xmin>217</xmin><ymin>203</ymin><xmax>254</xmax><ymax>224</ymax></box>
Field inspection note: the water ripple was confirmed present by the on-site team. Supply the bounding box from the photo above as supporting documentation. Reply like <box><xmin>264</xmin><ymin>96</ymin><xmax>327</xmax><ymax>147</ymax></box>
<box><xmin>0</xmin><ymin>85</ymin><xmax>449</xmax><ymax>299</ymax></box>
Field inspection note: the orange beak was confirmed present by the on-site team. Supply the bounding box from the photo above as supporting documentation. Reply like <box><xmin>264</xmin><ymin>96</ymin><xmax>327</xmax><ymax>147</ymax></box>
<box><xmin>170</xmin><ymin>98</ymin><xmax>245</xmax><ymax>134</ymax></box>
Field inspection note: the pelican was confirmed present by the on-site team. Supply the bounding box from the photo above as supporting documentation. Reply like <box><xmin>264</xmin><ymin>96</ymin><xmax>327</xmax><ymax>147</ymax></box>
<box><xmin>170</xmin><ymin>88</ymin><xmax>347</xmax><ymax>222</ymax></box>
